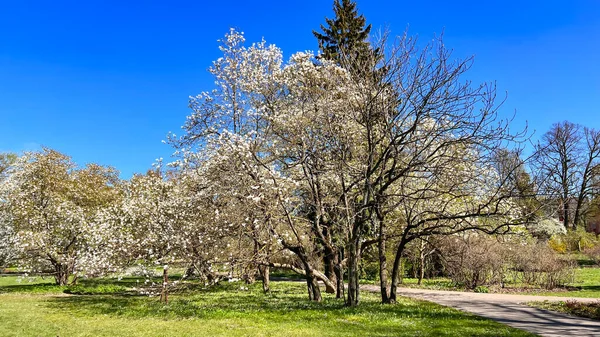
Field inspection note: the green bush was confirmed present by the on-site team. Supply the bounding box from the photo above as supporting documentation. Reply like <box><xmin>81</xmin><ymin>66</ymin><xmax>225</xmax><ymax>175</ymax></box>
<box><xmin>474</xmin><ymin>285</ymin><xmax>489</xmax><ymax>293</ymax></box>
<box><xmin>551</xmin><ymin>228</ymin><xmax>598</xmax><ymax>253</ymax></box>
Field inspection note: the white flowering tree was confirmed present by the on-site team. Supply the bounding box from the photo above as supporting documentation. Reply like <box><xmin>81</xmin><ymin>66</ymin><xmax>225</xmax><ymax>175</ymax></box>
<box><xmin>0</xmin><ymin>153</ymin><xmax>18</xmax><ymax>269</ymax></box>
<box><xmin>0</xmin><ymin>210</ymin><xmax>17</xmax><ymax>270</ymax></box>
<box><xmin>172</xmin><ymin>30</ymin><xmax>347</xmax><ymax>301</ymax></box>
<box><xmin>173</xmin><ymin>29</ymin><xmax>529</xmax><ymax>306</ymax></box>
<box><xmin>0</xmin><ymin>149</ymin><xmax>122</xmax><ymax>285</ymax></box>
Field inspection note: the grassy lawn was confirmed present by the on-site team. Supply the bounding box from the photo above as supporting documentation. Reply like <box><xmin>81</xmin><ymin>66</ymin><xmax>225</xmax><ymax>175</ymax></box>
<box><xmin>395</xmin><ymin>277</ymin><xmax>458</xmax><ymax>290</ymax></box>
<box><xmin>0</xmin><ymin>275</ymin><xmax>534</xmax><ymax>337</ymax></box>
<box><xmin>538</xmin><ymin>268</ymin><xmax>600</xmax><ymax>298</ymax></box>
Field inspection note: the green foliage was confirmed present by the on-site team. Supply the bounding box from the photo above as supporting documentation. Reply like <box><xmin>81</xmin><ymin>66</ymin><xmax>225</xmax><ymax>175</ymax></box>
<box><xmin>0</xmin><ymin>276</ymin><xmax>536</xmax><ymax>336</ymax></box>
<box><xmin>399</xmin><ymin>278</ymin><xmax>458</xmax><ymax>291</ymax></box>
<box><xmin>551</xmin><ymin>229</ymin><xmax>598</xmax><ymax>253</ymax></box>
<box><xmin>474</xmin><ymin>286</ymin><xmax>489</xmax><ymax>293</ymax></box>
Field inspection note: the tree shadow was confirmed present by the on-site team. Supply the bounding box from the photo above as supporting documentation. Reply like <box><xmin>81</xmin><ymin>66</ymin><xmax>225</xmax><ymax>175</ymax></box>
<box><xmin>44</xmin><ymin>282</ymin><xmax>490</xmax><ymax>321</ymax></box>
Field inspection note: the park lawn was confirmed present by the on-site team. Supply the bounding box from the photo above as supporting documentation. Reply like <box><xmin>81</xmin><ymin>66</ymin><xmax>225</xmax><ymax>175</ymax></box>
<box><xmin>396</xmin><ymin>277</ymin><xmax>457</xmax><ymax>290</ymax></box>
<box><xmin>538</xmin><ymin>268</ymin><xmax>600</xmax><ymax>298</ymax></box>
<box><xmin>0</xmin><ymin>276</ymin><xmax>534</xmax><ymax>337</ymax></box>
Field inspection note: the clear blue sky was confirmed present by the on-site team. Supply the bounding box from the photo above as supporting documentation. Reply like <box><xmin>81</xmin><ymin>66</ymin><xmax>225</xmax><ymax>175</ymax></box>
<box><xmin>1</xmin><ymin>0</ymin><xmax>599</xmax><ymax>177</ymax></box>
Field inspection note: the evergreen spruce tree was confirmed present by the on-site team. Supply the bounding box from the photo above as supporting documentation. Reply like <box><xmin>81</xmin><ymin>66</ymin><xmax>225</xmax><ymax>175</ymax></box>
<box><xmin>313</xmin><ymin>0</ymin><xmax>378</xmax><ymax>76</ymax></box>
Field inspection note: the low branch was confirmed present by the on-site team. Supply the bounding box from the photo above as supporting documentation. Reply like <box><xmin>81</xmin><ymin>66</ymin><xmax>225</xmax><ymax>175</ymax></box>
<box><xmin>264</xmin><ymin>262</ymin><xmax>336</xmax><ymax>291</ymax></box>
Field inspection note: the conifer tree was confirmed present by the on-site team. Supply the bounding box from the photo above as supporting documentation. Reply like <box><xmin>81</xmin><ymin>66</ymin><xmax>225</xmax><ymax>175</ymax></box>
<box><xmin>313</xmin><ymin>0</ymin><xmax>376</xmax><ymax>74</ymax></box>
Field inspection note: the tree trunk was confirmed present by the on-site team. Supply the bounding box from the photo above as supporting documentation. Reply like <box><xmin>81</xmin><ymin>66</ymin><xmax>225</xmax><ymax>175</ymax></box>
<box><xmin>294</xmin><ymin>247</ymin><xmax>322</xmax><ymax>302</ymax></box>
<box><xmin>346</xmin><ymin>238</ymin><xmax>360</xmax><ymax>307</ymax></box>
<box><xmin>418</xmin><ymin>239</ymin><xmax>425</xmax><ymax>286</ymax></box>
<box><xmin>389</xmin><ymin>238</ymin><xmax>408</xmax><ymax>303</ymax></box>
<box><xmin>160</xmin><ymin>266</ymin><xmax>169</xmax><ymax>304</ymax></box>
<box><xmin>305</xmin><ymin>267</ymin><xmax>322</xmax><ymax>302</ymax></box>
<box><xmin>335</xmin><ymin>257</ymin><xmax>344</xmax><ymax>299</ymax></box>
<box><xmin>378</xmin><ymin>221</ymin><xmax>390</xmax><ymax>303</ymax></box>
<box><xmin>259</xmin><ymin>265</ymin><xmax>270</xmax><ymax>293</ymax></box>
<box><xmin>323</xmin><ymin>250</ymin><xmax>337</xmax><ymax>294</ymax></box>
<box><xmin>54</xmin><ymin>264</ymin><xmax>69</xmax><ymax>286</ymax></box>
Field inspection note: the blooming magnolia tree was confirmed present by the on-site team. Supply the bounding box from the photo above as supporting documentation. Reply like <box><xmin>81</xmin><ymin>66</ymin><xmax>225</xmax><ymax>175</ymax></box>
<box><xmin>171</xmin><ymin>28</ymin><xmax>530</xmax><ymax>306</ymax></box>
<box><xmin>0</xmin><ymin>153</ymin><xmax>18</xmax><ymax>269</ymax></box>
<box><xmin>0</xmin><ymin>211</ymin><xmax>17</xmax><ymax>269</ymax></box>
<box><xmin>0</xmin><ymin>149</ymin><xmax>122</xmax><ymax>285</ymax></box>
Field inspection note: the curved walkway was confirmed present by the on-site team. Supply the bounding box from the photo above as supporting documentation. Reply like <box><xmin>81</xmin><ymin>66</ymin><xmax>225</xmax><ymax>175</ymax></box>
<box><xmin>362</xmin><ymin>286</ymin><xmax>600</xmax><ymax>337</ymax></box>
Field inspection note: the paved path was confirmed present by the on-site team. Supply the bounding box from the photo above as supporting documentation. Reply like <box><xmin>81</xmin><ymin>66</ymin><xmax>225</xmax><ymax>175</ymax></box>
<box><xmin>362</xmin><ymin>286</ymin><xmax>600</xmax><ymax>337</ymax></box>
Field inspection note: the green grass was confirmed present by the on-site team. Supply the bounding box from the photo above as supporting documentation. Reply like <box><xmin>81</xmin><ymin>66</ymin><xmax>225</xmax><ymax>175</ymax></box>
<box><xmin>395</xmin><ymin>277</ymin><xmax>458</xmax><ymax>290</ymax></box>
<box><xmin>538</xmin><ymin>268</ymin><xmax>600</xmax><ymax>298</ymax></box>
<box><xmin>528</xmin><ymin>300</ymin><xmax>600</xmax><ymax>321</ymax></box>
<box><xmin>0</xmin><ymin>275</ymin><xmax>534</xmax><ymax>337</ymax></box>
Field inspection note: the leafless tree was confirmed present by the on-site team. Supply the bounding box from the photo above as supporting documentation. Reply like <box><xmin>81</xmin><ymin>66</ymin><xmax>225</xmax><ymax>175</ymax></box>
<box><xmin>533</xmin><ymin>121</ymin><xmax>600</xmax><ymax>229</ymax></box>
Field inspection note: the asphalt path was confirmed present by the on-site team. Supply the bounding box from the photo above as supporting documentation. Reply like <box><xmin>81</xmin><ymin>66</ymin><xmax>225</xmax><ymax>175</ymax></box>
<box><xmin>362</xmin><ymin>285</ymin><xmax>600</xmax><ymax>337</ymax></box>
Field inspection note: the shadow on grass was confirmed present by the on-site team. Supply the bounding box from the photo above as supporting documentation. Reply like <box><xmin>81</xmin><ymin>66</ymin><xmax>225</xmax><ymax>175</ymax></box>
<box><xmin>0</xmin><ymin>282</ymin><xmax>63</xmax><ymax>294</ymax></box>
<box><xmin>575</xmin><ymin>257</ymin><xmax>597</xmax><ymax>267</ymax></box>
<box><xmin>579</xmin><ymin>285</ymin><xmax>600</xmax><ymax>292</ymax></box>
<box><xmin>0</xmin><ymin>276</ymin><xmax>163</xmax><ymax>295</ymax></box>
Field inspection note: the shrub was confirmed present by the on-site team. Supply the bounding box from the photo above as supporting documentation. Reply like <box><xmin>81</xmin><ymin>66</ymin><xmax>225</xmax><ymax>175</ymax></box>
<box><xmin>529</xmin><ymin>218</ymin><xmax>566</xmax><ymax>241</ymax></box>
<box><xmin>584</xmin><ymin>244</ymin><xmax>600</xmax><ymax>266</ymax></box>
<box><xmin>474</xmin><ymin>286</ymin><xmax>489</xmax><ymax>293</ymax></box>
<box><xmin>439</xmin><ymin>235</ymin><xmax>575</xmax><ymax>290</ymax></box>
<box><xmin>508</xmin><ymin>243</ymin><xmax>575</xmax><ymax>289</ymax></box>
<box><xmin>558</xmin><ymin>228</ymin><xmax>598</xmax><ymax>252</ymax></box>
<box><xmin>439</xmin><ymin>235</ymin><xmax>505</xmax><ymax>289</ymax></box>
<box><xmin>548</xmin><ymin>236</ymin><xmax>567</xmax><ymax>253</ymax></box>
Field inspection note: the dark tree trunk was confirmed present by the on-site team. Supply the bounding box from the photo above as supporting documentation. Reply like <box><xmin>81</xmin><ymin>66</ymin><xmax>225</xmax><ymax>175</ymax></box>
<box><xmin>378</xmin><ymin>220</ymin><xmax>390</xmax><ymax>303</ymax></box>
<box><xmin>323</xmin><ymin>249</ymin><xmax>337</xmax><ymax>294</ymax></box>
<box><xmin>53</xmin><ymin>262</ymin><xmax>73</xmax><ymax>286</ymax></box>
<box><xmin>290</xmin><ymin>246</ymin><xmax>322</xmax><ymax>302</ymax></box>
<box><xmin>334</xmin><ymin>249</ymin><xmax>344</xmax><ymax>299</ymax></box>
<box><xmin>389</xmin><ymin>238</ymin><xmax>409</xmax><ymax>303</ymax></box>
<box><xmin>563</xmin><ymin>196</ymin><xmax>571</xmax><ymax>230</ymax></box>
<box><xmin>305</xmin><ymin>267</ymin><xmax>322</xmax><ymax>302</ymax></box>
<box><xmin>346</xmin><ymin>237</ymin><xmax>360</xmax><ymax>307</ymax></box>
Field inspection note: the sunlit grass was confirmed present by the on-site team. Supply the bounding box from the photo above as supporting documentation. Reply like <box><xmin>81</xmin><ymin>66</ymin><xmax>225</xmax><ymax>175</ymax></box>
<box><xmin>0</xmin><ymin>275</ymin><xmax>534</xmax><ymax>336</ymax></box>
<box><xmin>539</xmin><ymin>268</ymin><xmax>600</xmax><ymax>298</ymax></box>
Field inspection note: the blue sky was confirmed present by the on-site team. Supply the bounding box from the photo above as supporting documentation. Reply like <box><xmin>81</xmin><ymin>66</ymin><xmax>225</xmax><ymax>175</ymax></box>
<box><xmin>1</xmin><ymin>0</ymin><xmax>599</xmax><ymax>177</ymax></box>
